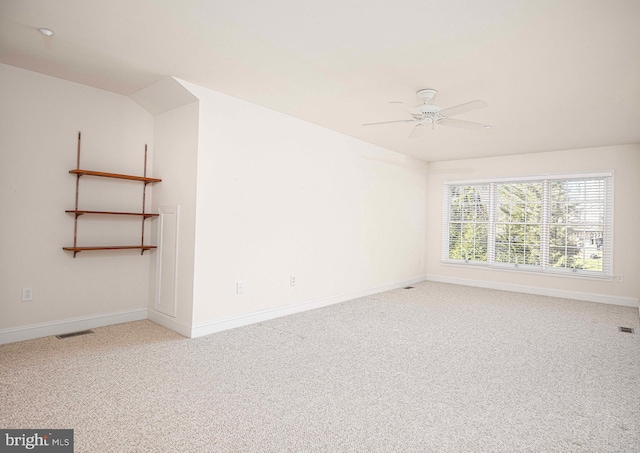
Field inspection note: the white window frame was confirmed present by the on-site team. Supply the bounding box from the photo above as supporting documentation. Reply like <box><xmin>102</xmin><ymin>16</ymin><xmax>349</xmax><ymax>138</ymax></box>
<box><xmin>442</xmin><ymin>171</ymin><xmax>614</xmax><ymax>279</ymax></box>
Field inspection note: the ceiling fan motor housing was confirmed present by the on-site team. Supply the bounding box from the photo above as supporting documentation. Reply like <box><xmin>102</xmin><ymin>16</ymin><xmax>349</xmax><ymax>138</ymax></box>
<box><xmin>419</xmin><ymin>104</ymin><xmax>440</xmax><ymax>113</ymax></box>
<box><xmin>416</xmin><ymin>89</ymin><xmax>440</xmax><ymax>115</ymax></box>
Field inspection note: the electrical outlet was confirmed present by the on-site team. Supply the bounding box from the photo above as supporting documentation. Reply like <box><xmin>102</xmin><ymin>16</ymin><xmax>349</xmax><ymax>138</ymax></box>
<box><xmin>290</xmin><ymin>275</ymin><xmax>296</xmax><ymax>286</ymax></box>
<box><xmin>616</xmin><ymin>274</ymin><xmax>624</xmax><ymax>283</ymax></box>
<box><xmin>236</xmin><ymin>282</ymin><xmax>244</xmax><ymax>294</ymax></box>
<box><xmin>22</xmin><ymin>287</ymin><xmax>33</xmax><ymax>302</ymax></box>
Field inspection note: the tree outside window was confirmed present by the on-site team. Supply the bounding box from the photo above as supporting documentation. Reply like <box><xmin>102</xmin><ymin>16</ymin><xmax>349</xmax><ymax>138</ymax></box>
<box><xmin>444</xmin><ymin>174</ymin><xmax>611</xmax><ymax>277</ymax></box>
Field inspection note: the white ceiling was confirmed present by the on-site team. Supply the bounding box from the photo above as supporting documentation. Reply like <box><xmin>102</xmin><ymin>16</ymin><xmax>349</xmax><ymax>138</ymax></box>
<box><xmin>1</xmin><ymin>0</ymin><xmax>639</xmax><ymax>162</ymax></box>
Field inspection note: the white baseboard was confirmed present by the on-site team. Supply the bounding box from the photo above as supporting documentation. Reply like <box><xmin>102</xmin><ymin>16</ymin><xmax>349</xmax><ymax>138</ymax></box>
<box><xmin>426</xmin><ymin>274</ymin><xmax>639</xmax><ymax>308</ymax></box>
<box><xmin>147</xmin><ymin>309</ymin><xmax>191</xmax><ymax>338</ymax></box>
<box><xmin>0</xmin><ymin>277</ymin><xmax>428</xmax><ymax>345</ymax></box>
<box><xmin>0</xmin><ymin>308</ymin><xmax>148</xmax><ymax>345</ymax></box>
<box><xmin>190</xmin><ymin>275</ymin><xmax>428</xmax><ymax>339</ymax></box>
<box><xmin>4</xmin><ymin>274</ymin><xmax>631</xmax><ymax>345</ymax></box>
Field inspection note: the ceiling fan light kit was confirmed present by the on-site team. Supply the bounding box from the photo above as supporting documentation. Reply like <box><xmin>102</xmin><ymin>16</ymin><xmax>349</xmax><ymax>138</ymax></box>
<box><xmin>364</xmin><ymin>88</ymin><xmax>489</xmax><ymax>137</ymax></box>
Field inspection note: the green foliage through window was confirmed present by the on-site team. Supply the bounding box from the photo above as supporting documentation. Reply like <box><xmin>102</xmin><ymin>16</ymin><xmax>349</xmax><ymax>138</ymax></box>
<box><xmin>443</xmin><ymin>174</ymin><xmax>612</xmax><ymax>277</ymax></box>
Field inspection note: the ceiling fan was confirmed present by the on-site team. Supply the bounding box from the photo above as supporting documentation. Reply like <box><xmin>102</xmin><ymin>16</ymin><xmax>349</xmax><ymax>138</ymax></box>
<box><xmin>363</xmin><ymin>89</ymin><xmax>489</xmax><ymax>138</ymax></box>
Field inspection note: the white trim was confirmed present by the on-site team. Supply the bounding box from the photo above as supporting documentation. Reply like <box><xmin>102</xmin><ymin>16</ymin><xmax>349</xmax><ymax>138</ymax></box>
<box><xmin>0</xmin><ymin>308</ymin><xmax>148</xmax><ymax>345</ymax></box>
<box><xmin>147</xmin><ymin>308</ymin><xmax>191</xmax><ymax>338</ymax></box>
<box><xmin>155</xmin><ymin>206</ymin><xmax>180</xmax><ymax>317</ymax></box>
<box><xmin>190</xmin><ymin>275</ymin><xmax>428</xmax><ymax>338</ymax></box>
<box><xmin>445</xmin><ymin>170</ymin><xmax>614</xmax><ymax>186</ymax></box>
<box><xmin>606</xmin><ymin>172</ymin><xmax>615</xmax><ymax>280</ymax></box>
<box><xmin>442</xmin><ymin>173</ymin><xmax>614</xmax><ymax>278</ymax></box>
<box><xmin>440</xmin><ymin>260</ymin><xmax>614</xmax><ymax>281</ymax></box>
<box><xmin>1</xmin><ymin>277</ymin><xmax>428</xmax><ymax>344</ymax></box>
<box><xmin>426</xmin><ymin>274</ymin><xmax>638</xmax><ymax>308</ymax></box>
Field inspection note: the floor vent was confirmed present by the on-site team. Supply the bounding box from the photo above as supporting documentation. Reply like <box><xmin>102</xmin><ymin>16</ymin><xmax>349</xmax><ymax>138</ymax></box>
<box><xmin>56</xmin><ymin>330</ymin><xmax>94</xmax><ymax>339</ymax></box>
<box><xmin>618</xmin><ymin>326</ymin><xmax>635</xmax><ymax>334</ymax></box>
<box><xmin>404</xmin><ymin>286</ymin><xmax>415</xmax><ymax>290</ymax></box>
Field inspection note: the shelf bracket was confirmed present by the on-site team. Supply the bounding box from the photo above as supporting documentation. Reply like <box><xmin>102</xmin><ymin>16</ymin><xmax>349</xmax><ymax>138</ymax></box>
<box><xmin>141</xmin><ymin>144</ymin><xmax>148</xmax><ymax>255</ymax></box>
<box><xmin>72</xmin><ymin>132</ymin><xmax>82</xmax><ymax>256</ymax></box>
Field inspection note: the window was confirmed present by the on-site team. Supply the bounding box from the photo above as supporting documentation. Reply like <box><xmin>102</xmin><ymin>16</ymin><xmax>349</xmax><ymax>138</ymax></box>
<box><xmin>442</xmin><ymin>172</ymin><xmax>613</xmax><ymax>278</ymax></box>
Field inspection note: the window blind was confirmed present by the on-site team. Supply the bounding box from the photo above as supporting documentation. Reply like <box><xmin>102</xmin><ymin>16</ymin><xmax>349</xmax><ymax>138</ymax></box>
<box><xmin>442</xmin><ymin>172</ymin><xmax>613</xmax><ymax>278</ymax></box>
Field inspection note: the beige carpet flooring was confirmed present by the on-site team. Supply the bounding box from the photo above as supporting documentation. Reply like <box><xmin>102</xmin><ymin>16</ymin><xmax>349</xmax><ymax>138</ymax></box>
<box><xmin>1</xmin><ymin>281</ymin><xmax>639</xmax><ymax>452</ymax></box>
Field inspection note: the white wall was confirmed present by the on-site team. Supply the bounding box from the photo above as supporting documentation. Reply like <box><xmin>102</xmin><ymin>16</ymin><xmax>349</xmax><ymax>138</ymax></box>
<box><xmin>147</xmin><ymin>100</ymin><xmax>200</xmax><ymax>334</ymax></box>
<box><xmin>0</xmin><ymin>67</ymin><xmax>428</xmax><ymax>343</ymax></box>
<box><xmin>179</xmin><ymin>81</ymin><xmax>429</xmax><ymax>331</ymax></box>
<box><xmin>426</xmin><ymin>145</ymin><xmax>640</xmax><ymax>306</ymax></box>
<box><xmin>0</xmin><ymin>64</ymin><xmax>155</xmax><ymax>342</ymax></box>
<box><xmin>2</xmin><ymin>63</ymin><xmax>634</xmax><ymax>345</ymax></box>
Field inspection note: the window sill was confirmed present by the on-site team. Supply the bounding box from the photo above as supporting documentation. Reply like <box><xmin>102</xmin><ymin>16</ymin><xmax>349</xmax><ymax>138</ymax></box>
<box><xmin>440</xmin><ymin>260</ymin><xmax>614</xmax><ymax>281</ymax></box>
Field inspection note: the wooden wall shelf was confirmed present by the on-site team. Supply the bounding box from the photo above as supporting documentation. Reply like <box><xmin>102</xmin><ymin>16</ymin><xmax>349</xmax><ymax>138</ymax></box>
<box><xmin>63</xmin><ymin>245</ymin><xmax>157</xmax><ymax>253</ymax></box>
<box><xmin>69</xmin><ymin>169</ymin><xmax>161</xmax><ymax>184</ymax></box>
<box><xmin>65</xmin><ymin>210</ymin><xmax>159</xmax><ymax>218</ymax></box>
<box><xmin>63</xmin><ymin>132</ymin><xmax>161</xmax><ymax>257</ymax></box>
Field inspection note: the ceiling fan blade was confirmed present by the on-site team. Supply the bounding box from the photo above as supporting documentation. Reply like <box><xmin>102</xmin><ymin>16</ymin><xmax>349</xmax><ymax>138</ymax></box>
<box><xmin>439</xmin><ymin>100</ymin><xmax>488</xmax><ymax>117</ymax></box>
<box><xmin>438</xmin><ymin>118</ymin><xmax>486</xmax><ymax>130</ymax></box>
<box><xmin>389</xmin><ymin>101</ymin><xmax>421</xmax><ymax>117</ymax></box>
<box><xmin>408</xmin><ymin>123</ymin><xmax>426</xmax><ymax>139</ymax></box>
<box><xmin>363</xmin><ymin>119</ymin><xmax>415</xmax><ymax>126</ymax></box>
